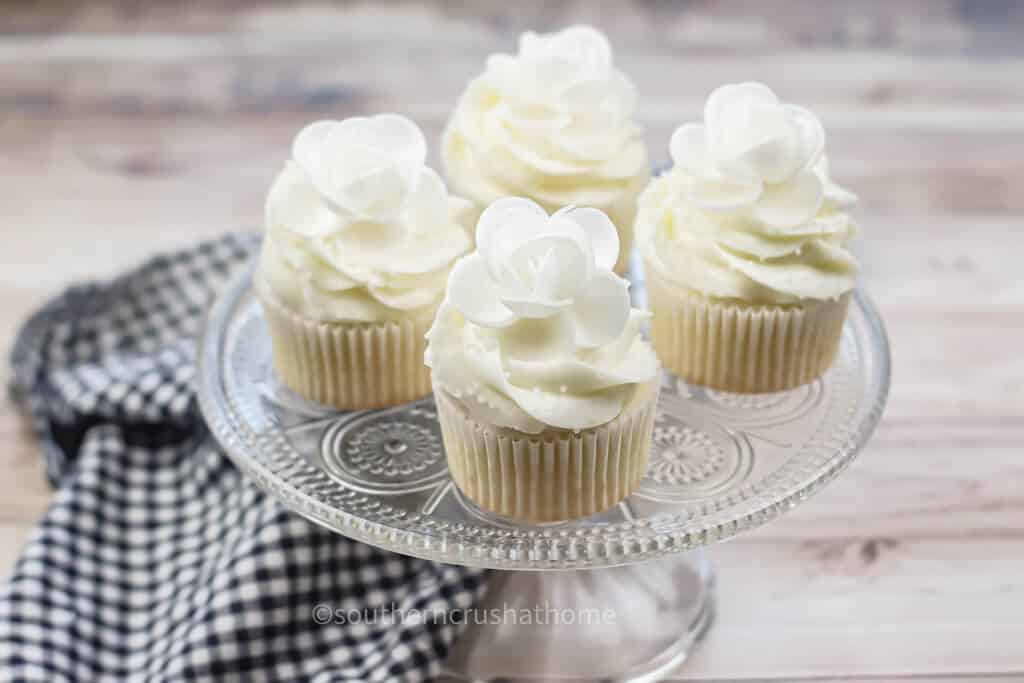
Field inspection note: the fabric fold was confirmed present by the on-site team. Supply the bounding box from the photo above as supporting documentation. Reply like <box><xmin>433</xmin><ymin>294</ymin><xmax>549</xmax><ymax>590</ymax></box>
<box><xmin>2</xmin><ymin>234</ymin><xmax>487</xmax><ymax>682</ymax></box>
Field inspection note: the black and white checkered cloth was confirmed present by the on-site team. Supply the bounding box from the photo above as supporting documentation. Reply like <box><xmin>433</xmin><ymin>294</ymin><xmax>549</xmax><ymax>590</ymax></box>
<box><xmin>1</xmin><ymin>234</ymin><xmax>488</xmax><ymax>682</ymax></box>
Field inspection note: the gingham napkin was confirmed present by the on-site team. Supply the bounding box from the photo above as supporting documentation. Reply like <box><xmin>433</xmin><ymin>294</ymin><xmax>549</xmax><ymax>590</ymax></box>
<box><xmin>1</xmin><ymin>234</ymin><xmax>487</xmax><ymax>682</ymax></box>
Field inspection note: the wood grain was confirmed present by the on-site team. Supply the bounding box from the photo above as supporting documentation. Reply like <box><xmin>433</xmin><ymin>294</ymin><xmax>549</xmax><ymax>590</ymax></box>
<box><xmin>1</xmin><ymin>1</ymin><xmax>1022</xmax><ymax>680</ymax></box>
<box><xmin>691</xmin><ymin>537</ymin><xmax>1024</xmax><ymax>679</ymax></box>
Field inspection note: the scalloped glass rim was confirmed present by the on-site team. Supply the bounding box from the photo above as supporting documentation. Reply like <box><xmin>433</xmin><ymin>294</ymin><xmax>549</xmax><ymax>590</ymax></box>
<box><xmin>197</xmin><ymin>264</ymin><xmax>891</xmax><ymax>570</ymax></box>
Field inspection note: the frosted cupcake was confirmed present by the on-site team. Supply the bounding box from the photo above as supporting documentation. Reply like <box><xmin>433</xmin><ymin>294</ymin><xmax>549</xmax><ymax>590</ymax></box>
<box><xmin>426</xmin><ymin>198</ymin><xmax>660</xmax><ymax>522</ymax></box>
<box><xmin>636</xmin><ymin>83</ymin><xmax>858</xmax><ymax>393</ymax></box>
<box><xmin>257</xmin><ymin>114</ymin><xmax>472</xmax><ymax>409</ymax></box>
<box><xmin>443</xmin><ymin>25</ymin><xmax>649</xmax><ymax>274</ymax></box>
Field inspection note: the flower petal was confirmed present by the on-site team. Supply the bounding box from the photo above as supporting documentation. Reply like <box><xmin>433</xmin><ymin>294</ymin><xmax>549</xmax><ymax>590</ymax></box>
<box><xmin>400</xmin><ymin>167</ymin><xmax>450</xmax><ymax>230</ymax></box>
<box><xmin>323</xmin><ymin>159</ymin><xmax>410</xmax><ymax>219</ymax></box>
<box><xmin>786</xmin><ymin>104</ymin><xmax>825</xmax><ymax>171</ymax></box>
<box><xmin>669</xmin><ymin>123</ymin><xmax>709</xmax><ymax>174</ymax></box>
<box><xmin>751</xmin><ymin>169</ymin><xmax>823</xmax><ymax>229</ymax></box>
<box><xmin>705</xmin><ymin>82</ymin><xmax>777</xmax><ymax>129</ymax></box>
<box><xmin>519</xmin><ymin>25</ymin><xmax>612</xmax><ymax>69</ymax></box>
<box><xmin>500</xmin><ymin>295</ymin><xmax>569</xmax><ymax>319</ymax></box>
<box><xmin>291</xmin><ymin>120</ymin><xmax>338</xmax><ymax>177</ymax></box>
<box><xmin>265</xmin><ymin>162</ymin><xmax>342</xmax><ymax>237</ymax></box>
<box><xmin>706</xmin><ymin>82</ymin><xmax>781</xmax><ymax>160</ymax></box>
<box><xmin>446</xmin><ymin>253</ymin><xmax>518</xmax><ymax>328</ymax></box>
<box><xmin>732</xmin><ymin>106</ymin><xmax>802</xmax><ymax>183</ymax></box>
<box><xmin>475</xmin><ymin>196</ymin><xmax>549</xmax><ymax>267</ymax></box>
<box><xmin>528</xmin><ymin>233</ymin><xmax>592</xmax><ymax>303</ymax></box>
<box><xmin>330</xmin><ymin>113</ymin><xmax>426</xmax><ymax>164</ymax></box>
<box><xmin>555</xmin><ymin>206</ymin><xmax>618</xmax><ymax>272</ymax></box>
<box><xmin>570</xmin><ymin>270</ymin><xmax>630</xmax><ymax>348</ymax></box>
<box><xmin>295</xmin><ymin>114</ymin><xmax>427</xmax><ymax>219</ymax></box>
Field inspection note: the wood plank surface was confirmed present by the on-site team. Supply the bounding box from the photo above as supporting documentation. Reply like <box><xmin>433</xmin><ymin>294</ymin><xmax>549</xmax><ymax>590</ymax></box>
<box><xmin>1</xmin><ymin>1</ymin><xmax>1022</xmax><ymax>680</ymax></box>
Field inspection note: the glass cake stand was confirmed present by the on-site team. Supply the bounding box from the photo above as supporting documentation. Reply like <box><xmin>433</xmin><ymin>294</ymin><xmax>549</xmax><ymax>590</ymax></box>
<box><xmin>197</xmin><ymin>259</ymin><xmax>891</xmax><ymax>682</ymax></box>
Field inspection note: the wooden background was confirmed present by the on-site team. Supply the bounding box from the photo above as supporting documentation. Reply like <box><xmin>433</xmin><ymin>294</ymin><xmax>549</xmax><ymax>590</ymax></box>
<box><xmin>2</xmin><ymin>1</ymin><xmax>1023</xmax><ymax>680</ymax></box>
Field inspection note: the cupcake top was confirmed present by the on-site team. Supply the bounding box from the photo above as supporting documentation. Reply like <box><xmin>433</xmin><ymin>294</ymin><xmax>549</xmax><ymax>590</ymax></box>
<box><xmin>443</xmin><ymin>25</ymin><xmax>649</xmax><ymax>211</ymax></box>
<box><xmin>260</xmin><ymin>114</ymin><xmax>473</xmax><ymax>323</ymax></box>
<box><xmin>425</xmin><ymin>198</ymin><xmax>659</xmax><ymax>434</ymax></box>
<box><xmin>637</xmin><ymin>82</ymin><xmax>858</xmax><ymax>304</ymax></box>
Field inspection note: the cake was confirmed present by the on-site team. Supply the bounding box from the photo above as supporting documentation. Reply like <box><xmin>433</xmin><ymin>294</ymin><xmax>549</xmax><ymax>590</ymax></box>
<box><xmin>442</xmin><ymin>25</ymin><xmax>649</xmax><ymax>274</ymax></box>
<box><xmin>425</xmin><ymin>197</ymin><xmax>660</xmax><ymax>521</ymax></box>
<box><xmin>257</xmin><ymin>114</ymin><xmax>472</xmax><ymax>409</ymax></box>
<box><xmin>636</xmin><ymin>82</ymin><xmax>858</xmax><ymax>393</ymax></box>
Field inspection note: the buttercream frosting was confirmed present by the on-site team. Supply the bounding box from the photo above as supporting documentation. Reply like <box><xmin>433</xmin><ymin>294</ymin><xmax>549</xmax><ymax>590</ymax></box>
<box><xmin>637</xmin><ymin>82</ymin><xmax>858</xmax><ymax>304</ymax></box>
<box><xmin>259</xmin><ymin>114</ymin><xmax>472</xmax><ymax>322</ymax></box>
<box><xmin>442</xmin><ymin>25</ymin><xmax>649</xmax><ymax>212</ymax></box>
<box><xmin>426</xmin><ymin>198</ymin><xmax>659</xmax><ymax>433</ymax></box>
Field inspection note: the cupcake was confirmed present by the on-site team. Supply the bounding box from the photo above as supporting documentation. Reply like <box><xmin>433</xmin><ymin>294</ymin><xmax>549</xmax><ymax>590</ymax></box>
<box><xmin>636</xmin><ymin>82</ymin><xmax>859</xmax><ymax>393</ymax></box>
<box><xmin>257</xmin><ymin>114</ymin><xmax>473</xmax><ymax>409</ymax></box>
<box><xmin>426</xmin><ymin>198</ymin><xmax>660</xmax><ymax>522</ymax></box>
<box><xmin>443</xmin><ymin>25</ymin><xmax>649</xmax><ymax>274</ymax></box>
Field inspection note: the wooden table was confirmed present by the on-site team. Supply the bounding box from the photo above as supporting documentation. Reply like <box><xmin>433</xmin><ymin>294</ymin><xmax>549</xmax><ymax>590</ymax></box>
<box><xmin>3</xmin><ymin>2</ymin><xmax>1023</xmax><ymax>680</ymax></box>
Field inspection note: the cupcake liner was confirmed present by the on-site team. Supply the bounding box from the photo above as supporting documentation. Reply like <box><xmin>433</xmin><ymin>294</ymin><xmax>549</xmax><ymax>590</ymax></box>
<box><xmin>435</xmin><ymin>381</ymin><xmax>659</xmax><ymax>522</ymax></box>
<box><xmin>257</xmin><ymin>284</ymin><xmax>433</xmax><ymax>410</ymax></box>
<box><xmin>645</xmin><ymin>261</ymin><xmax>850</xmax><ymax>393</ymax></box>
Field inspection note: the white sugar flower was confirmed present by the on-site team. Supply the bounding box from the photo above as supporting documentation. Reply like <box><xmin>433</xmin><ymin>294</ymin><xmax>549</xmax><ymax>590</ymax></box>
<box><xmin>446</xmin><ymin>197</ymin><xmax>630</xmax><ymax>347</ymax></box>
<box><xmin>291</xmin><ymin>114</ymin><xmax>427</xmax><ymax>222</ymax></box>
<box><xmin>518</xmin><ymin>24</ymin><xmax>612</xmax><ymax>69</ymax></box>
<box><xmin>482</xmin><ymin>25</ymin><xmax>637</xmax><ymax>138</ymax></box>
<box><xmin>262</xmin><ymin>114</ymin><xmax>473</xmax><ymax>322</ymax></box>
<box><xmin>670</xmin><ymin>82</ymin><xmax>826</xmax><ymax>229</ymax></box>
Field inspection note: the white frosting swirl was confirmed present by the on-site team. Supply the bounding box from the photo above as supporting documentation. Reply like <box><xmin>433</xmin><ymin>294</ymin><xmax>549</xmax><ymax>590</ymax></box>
<box><xmin>426</xmin><ymin>198</ymin><xmax>659</xmax><ymax>433</ymax></box>
<box><xmin>638</xmin><ymin>82</ymin><xmax>858</xmax><ymax>304</ymax></box>
<box><xmin>443</xmin><ymin>25</ymin><xmax>649</xmax><ymax>212</ymax></box>
<box><xmin>259</xmin><ymin>115</ymin><xmax>472</xmax><ymax>322</ymax></box>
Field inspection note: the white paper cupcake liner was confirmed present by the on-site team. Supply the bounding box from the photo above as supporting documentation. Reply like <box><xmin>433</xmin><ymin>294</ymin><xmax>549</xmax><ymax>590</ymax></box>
<box><xmin>435</xmin><ymin>381</ymin><xmax>659</xmax><ymax>522</ymax></box>
<box><xmin>645</xmin><ymin>261</ymin><xmax>850</xmax><ymax>393</ymax></box>
<box><xmin>257</xmin><ymin>284</ymin><xmax>433</xmax><ymax>410</ymax></box>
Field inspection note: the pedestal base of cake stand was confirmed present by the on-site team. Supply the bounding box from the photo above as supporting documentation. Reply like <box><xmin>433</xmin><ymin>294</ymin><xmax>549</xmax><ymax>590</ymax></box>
<box><xmin>440</xmin><ymin>551</ymin><xmax>714</xmax><ymax>682</ymax></box>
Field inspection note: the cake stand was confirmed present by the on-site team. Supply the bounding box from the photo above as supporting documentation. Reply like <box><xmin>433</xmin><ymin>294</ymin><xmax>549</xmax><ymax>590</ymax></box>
<box><xmin>197</xmin><ymin>259</ymin><xmax>891</xmax><ymax>682</ymax></box>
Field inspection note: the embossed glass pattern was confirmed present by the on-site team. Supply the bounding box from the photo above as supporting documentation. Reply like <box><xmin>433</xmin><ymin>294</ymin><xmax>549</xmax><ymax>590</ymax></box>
<box><xmin>197</xmin><ymin>263</ymin><xmax>890</xmax><ymax>570</ymax></box>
